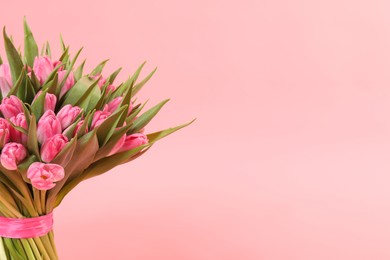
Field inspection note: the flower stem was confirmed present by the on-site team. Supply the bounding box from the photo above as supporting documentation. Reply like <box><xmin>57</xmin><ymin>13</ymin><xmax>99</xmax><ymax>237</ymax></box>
<box><xmin>0</xmin><ymin>237</ymin><xmax>8</xmax><ymax>260</ymax></box>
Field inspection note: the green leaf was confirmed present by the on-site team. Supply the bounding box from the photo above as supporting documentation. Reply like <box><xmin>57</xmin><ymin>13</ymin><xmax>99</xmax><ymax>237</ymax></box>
<box><xmin>63</xmin><ymin>117</ymin><xmax>81</xmax><ymax>139</ymax></box>
<box><xmin>7</xmin><ymin>69</ymin><xmax>26</xmax><ymax>97</ymax></box>
<box><xmin>29</xmin><ymin>70</ymin><xmax>41</xmax><ymax>91</ymax></box>
<box><xmin>147</xmin><ymin>119</ymin><xmax>196</xmax><ymax>143</ymax></box>
<box><xmin>111</xmin><ymin>75</ymin><xmax>133</xmax><ymax>99</ymax></box>
<box><xmin>23</xmin><ymin>17</ymin><xmax>39</xmax><ymax>68</ymax></box>
<box><xmin>74</xmin><ymin>59</ymin><xmax>86</xmax><ymax>81</ymax></box>
<box><xmin>132</xmin><ymin>67</ymin><xmax>157</xmax><ymax>95</ymax></box>
<box><xmin>106</xmin><ymin>67</ymin><xmax>122</xmax><ymax>84</ymax></box>
<box><xmin>42</xmin><ymin>73</ymin><xmax>58</xmax><ymax>94</ymax></box>
<box><xmin>40</xmin><ymin>42</ymin><xmax>46</xmax><ymax>56</ymax></box>
<box><xmin>27</xmin><ymin>114</ymin><xmax>40</xmax><ymax>159</ymax></box>
<box><xmin>85</xmin><ymin>143</ymin><xmax>151</xmax><ymax>180</ymax></box>
<box><xmin>61</xmin><ymin>76</ymin><xmax>100</xmax><ymax>109</ymax></box>
<box><xmin>24</xmin><ymin>77</ymin><xmax>36</xmax><ymax>103</ymax></box>
<box><xmin>118</xmin><ymin>85</ymin><xmax>132</xmax><ymax>126</ymax></box>
<box><xmin>90</xmin><ymin>59</ymin><xmax>109</xmax><ymax>76</ymax></box>
<box><xmin>93</xmin><ymin>86</ymin><xmax>111</xmax><ymax>111</ymax></box>
<box><xmin>0</xmin><ymin>54</ymin><xmax>3</xmax><ymax>64</ymax></box>
<box><xmin>125</xmin><ymin>102</ymin><xmax>145</xmax><ymax>124</ymax></box>
<box><xmin>30</xmin><ymin>90</ymin><xmax>46</xmax><ymax>120</ymax></box>
<box><xmin>59</xmin><ymin>47</ymin><xmax>83</xmax><ymax>88</ymax></box>
<box><xmin>42</xmin><ymin>63</ymin><xmax>63</xmax><ymax>86</ymax></box>
<box><xmin>3</xmin><ymin>27</ymin><xmax>24</xmax><ymax>84</ymax></box>
<box><xmin>130</xmin><ymin>61</ymin><xmax>146</xmax><ymax>84</ymax></box>
<box><xmin>55</xmin><ymin>142</ymin><xmax>151</xmax><ymax>207</ymax></box>
<box><xmin>95</xmin><ymin>106</ymin><xmax>127</xmax><ymax>146</ymax></box>
<box><xmin>21</xmin><ymin>102</ymin><xmax>31</xmax><ymax>126</ymax></box>
<box><xmin>47</xmin><ymin>130</ymin><xmax>99</xmax><ymax>210</ymax></box>
<box><xmin>60</xmin><ymin>34</ymin><xmax>66</xmax><ymax>52</ymax></box>
<box><xmin>128</xmin><ymin>99</ymin><xmax>169</xmax><ymax>134</ymax></box>
<box><xmin>94</xmin><ymin>123</ymin><xmax>132</xmax><ymax>160</ymax></box>
<box><xmin>45</xmin><ymin>41</ymin><xmax>51</xmax><ymax>57</ymax></box>
<box><xmin>59</xmin><ymin>46</ymin><xmax>69</xmax><ymax>63</ymax></box>
<box><xmin>75</xmin><ymin>80</ymin><xmax>102</xmax><ymax>112</ymax></box>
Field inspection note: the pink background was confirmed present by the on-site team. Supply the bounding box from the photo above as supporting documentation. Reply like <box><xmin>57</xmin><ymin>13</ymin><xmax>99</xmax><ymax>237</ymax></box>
<box><xmin>1</xmin><ymin>0</ymin><xmax>390</xmax><ymax>259</ymax></box>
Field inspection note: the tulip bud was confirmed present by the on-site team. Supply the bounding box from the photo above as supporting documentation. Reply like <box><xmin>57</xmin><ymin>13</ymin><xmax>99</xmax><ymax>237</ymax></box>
<box><xmin>33</xmin><ymin>56</ymin><xmax>60</xmax><ymax>84</ymax></box>
<box><xmin>27</xmin><ymin>162</ymin><xmax>65</xmax><ymax>190</ymax></box>
<box><xmin>0</xmin><ymin>63</ymin><xmax>12</xmax><ymax>97</ymax></box>
<box><xmin>10</xmin><ymin>113</ymin><xmax>28</xmax><ymax>146</ymax></box>
<box><xmin>92</xmin><ymin>75</ymin><xmax>107</xmax><ymax>88</ymax></box>
<box><xmin>33</xmin><ymin>91</ymin><xmax>57</xmax><ymax>112</ymax></box>
<box><xmin>118</xmin><ymin>133</ymin><xmax>148</xmax><ymax>153</ymax></box>
<box><xmin>41</xmin><ymin>134</ymin><xmax>68</xmax><ymax>162</ymax></box>
<box><xmin>58</xmin><ymin>70</ymin><xmax>75</xmax><ymax>98</ymax></box>
<box><xmin>44</xmin><ymin>93</ymin><xmax>57</xmax><ymax>111</ymax></box>
<box><xmin>0</xmin><ymin>95</ymin><xmax>23</xmax><ymax>119</ymax></box>
<box><xmin>33</xmin><ymin>56</ymin><xmax>61</xmax><ymax>84</ymax></box>
<box><xmin>91</xmin><ymin>110</ymin><xmax>111</xmax><ymax>129</ymax></box>
<box><xmin>106</xmin><ymin>84</ymin><xmax>116</xmax><ymax>92</ymax></box>
<box><xmin>0</xmin><ymin>118</ymin><xmax>10</xmax><ymax>149</ymax></box>
<box><xmin>104</xmin><ymin>97</ymin><xmax>122</xmax><ymax>113</ymax></box>
<box><xmin>37</xmin><ymin>110</ymin><xmax>62</xmax><ymax>144</ymax></box>
<box><xmin>63</xmin><ymin>120</ymin><xmax>88</xmax><ymax>137</ymax></box>
<box><xmin>57</xmin><ymin>105</ymin><xmax>81</xmax><ymax>130</ymax></box>
<box><xmin>0</xmin><ymin>142</ymin><xmax>27</xmax><ymax>170</ymax></box>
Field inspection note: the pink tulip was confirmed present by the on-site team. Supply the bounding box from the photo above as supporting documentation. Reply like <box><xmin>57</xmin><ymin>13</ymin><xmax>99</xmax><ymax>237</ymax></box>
<box><xmin>74</xmin><ymin>120</ymin><xmax>88</xmax><ymax>135</ymax></box>
<box><xmin>118</xmin><ymin>133</ymin><xmax>148</xmax><ymax>153</ymax></box>
<box><xmin>57</xmin><ymin>105</ymin><xmax>81</xmax><ymax>130</ymax></box>
<box><xmin>0</xmin><ymin>95</ymin><xmax>23</xmax><ymax>119</ymax></box>
<box><xmin>0</xmin><ymin>118</ymin><xmax>10</xmax><ymax>149</ymax></box>
<box><xmin>27</xmin><ymin>162</ymin><xmax>65</xmax><ymax>190</ymax></box>
<box><xmin>106</xmin><ymin>84</ymin><xmax>116</xmax><ymax>92</ymax></box>
<box><xmin>0</xmin><ymin>63</ymin><xmax>12</xmax><ymax>96</ymax></box>
<box><xmin>40</xmin><ymin>134</ymin><xmax>68</xmax><ymax>162</ymax></box>
<box><xmin>33</xmin><ymin>91</ymin><xmax>57</xmax><ymax>112</ymax></box>
<box><xmin>0</xmin><ymin>142</ymin><xmax>27</xmax><ymax>170</ymax></box>
<box><xmin>44</xmin><ymin>92</ymin><xmax>57</xmax><ymax>111</ymax></box>
<box><xmin>104</xmin><ymin>97</ymin><xmax>122</xmax><ymax>113</ymax></box>
<box><xmin>92</xmin><ymin>75</ymin><xmax>107</xmax><ymax>88</ymax></box>
<box><xmin>63</xmin><ymin>119</ymin><xmax>88</xmax><ymax>137</ymax></box>
<box><xmin>10</xmin><ymin>113</ymin><xmax>28</xmax><ymax>145</ymax></box>
<box><xmin>58</xmin><ymin>70</ymin><xmax>75</xmax><ymax>98</ymax></box>
<box><xmin>91</xmin><ymin>110</ymin><xmax>111</xmax><ymax>129</ymax></box>
<box><xmin>33</xmin><ymin>56</ymin><xmax>61</xmax><ymax>84</ymax></box>
<box><xmin>37</xmin><ymin>110</ymin><xmax>62</xmax><ymax>144</ymax></box>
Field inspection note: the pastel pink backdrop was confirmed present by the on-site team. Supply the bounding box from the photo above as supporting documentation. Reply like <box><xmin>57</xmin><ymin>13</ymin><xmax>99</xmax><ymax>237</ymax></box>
<box><xmin>1</xmin><ymin>0</ymin><xmax>390</xmax><ymax>259</ymax></box>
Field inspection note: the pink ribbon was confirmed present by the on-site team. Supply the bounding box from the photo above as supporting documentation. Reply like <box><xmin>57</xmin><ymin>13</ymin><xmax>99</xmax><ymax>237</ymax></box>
<box><xmin>0</xmin><ymin>212</ymin><xmax>53</xmax><ymax>239</ymax></box>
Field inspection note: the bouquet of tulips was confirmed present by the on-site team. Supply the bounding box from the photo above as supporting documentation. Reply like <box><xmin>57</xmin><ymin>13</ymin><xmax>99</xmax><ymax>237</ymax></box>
<box><xmin>0</xmin><ymin>18</ymin><xmax>192</xmax><ymax>259</ymax></box>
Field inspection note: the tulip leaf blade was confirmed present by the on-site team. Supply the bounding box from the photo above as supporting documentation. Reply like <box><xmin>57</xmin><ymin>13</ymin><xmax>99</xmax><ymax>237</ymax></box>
<box><xmin>95</xmin><ymin>105</ymin><xmax>127</xmax><ymax>146</ymax></box>
<box><xmin>27</xmin><ymin>114</ymin><xmax>41</xmax><ymax>160</ymax></box>
<box><xmin>128</xmin><ymin>99</ymin><xmax>169</xmax><ymax>134</ymax></box>
<box><xmin>30</xmin><ymin>90</ymin><xmax>47</xmax><ymax>120</ymax></box>
<box><xmin>23</xmin><ymin>17</ymin><xmax>38</xmax><ymax>68</ymax></box>
<box><xmin>132</xmin><ymin>67</ymin><xmax>157</xmax><ymax>96</ymax></box>
<box><xmin>3</xmin><ymin>27</ymin><xmax>24</xmax><ymax>85</ymax></box>
<box><xmin>147</xmin><ymin>119</ymin><xmax>196</xmax><ymax>143</ymax></box>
